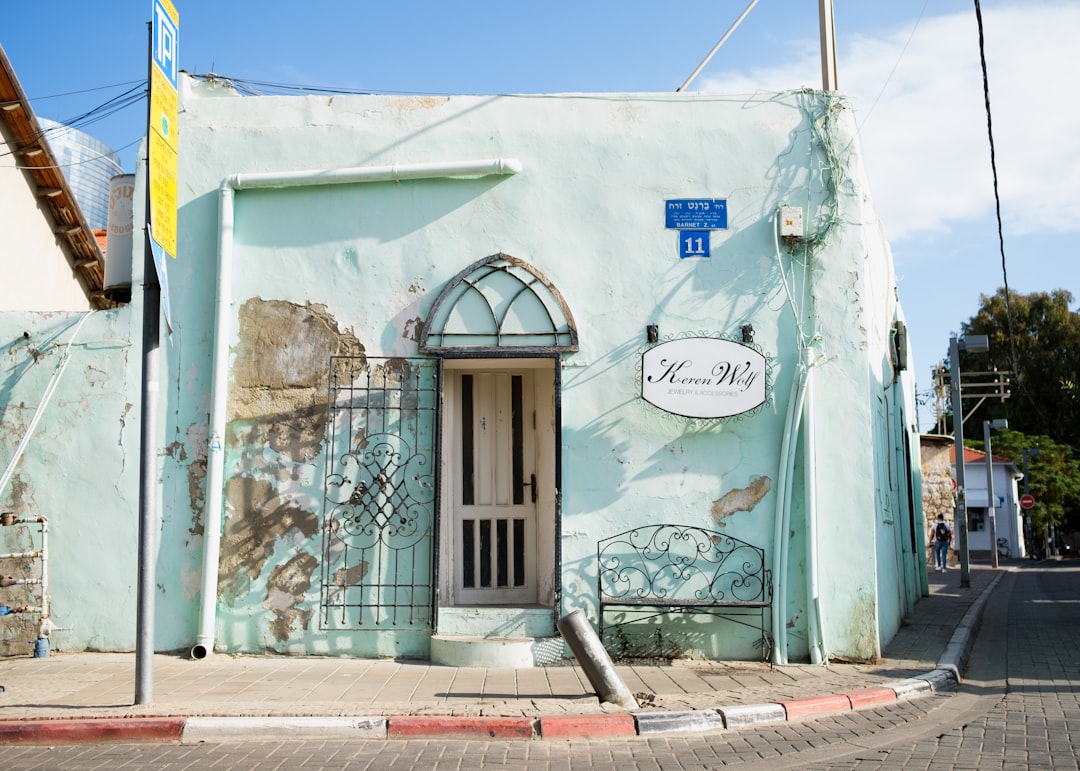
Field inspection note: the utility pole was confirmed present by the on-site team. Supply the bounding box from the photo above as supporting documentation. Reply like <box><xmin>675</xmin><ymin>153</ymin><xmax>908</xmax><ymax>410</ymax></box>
<box><xmin>950</xmin><ymin>335</ymin><xmax>989</xmax><ymax>588</ymax></box>
<box><xmin>932</xmin><ymin>364</ymin><xmax>1011</xmax><ymax>435</ymax></box>
<box><xmin>819</xmin><ymin>0</ymin><xmax>838</xmax><ymax>91</ymax></box>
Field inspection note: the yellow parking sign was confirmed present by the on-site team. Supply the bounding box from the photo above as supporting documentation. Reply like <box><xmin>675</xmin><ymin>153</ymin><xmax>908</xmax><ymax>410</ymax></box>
<box><xmin>149</xmin><ymin>0</ymin><xmax>179</xmax><ymax>258</ymax></box>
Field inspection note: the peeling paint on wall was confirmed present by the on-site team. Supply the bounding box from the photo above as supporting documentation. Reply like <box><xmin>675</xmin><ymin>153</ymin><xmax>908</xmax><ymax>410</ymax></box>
<box><xmin>1</xmin><ymin>475</ymin><xmax>35</xmax><ymax>517</ymax></box>
<box><xmin>186</xmin><ymin>457</ymin><xmax>208</xmax><ymax>536</ymax></box>
<box><xmin>230</xmin><ymin>298</ymin><xmax>363</xmax><ymax>463</ymax></box>
<box><xmin>218</xmin><ymin>477</ymin><xmax>319</xmax><ymax>603</ymax></box>
<box><xmin>710</xmin><ymin>476</ymin><xmax>772</xmax><ymax>526</ymax></box>
<box><xmin>402</xmin><ymin>316</ymin><xmax>423</xmax><ymax>342</ymax></box>
<box><xmin>213</xmin><ymin>298</ymin><xmax>368</xmax><ymax>645</ymax></box>
<box><xmin>264</xmin><ymin>552</ymin><xmax>318</xmax><ymax>642</ymax></box>
<box><xmin>328</xmin><ymin>562</ymin><xmax>368</xmax><ymax>603</ymax></box>
<box><xmin>119</xmin><ymin>402</ymin><xmax>132</xmax><ymax>436</ymax></box>
<box><xmin>166</xmin><ymin>422</ymin><xmax>210</xmax><ymax>537</ymax></box>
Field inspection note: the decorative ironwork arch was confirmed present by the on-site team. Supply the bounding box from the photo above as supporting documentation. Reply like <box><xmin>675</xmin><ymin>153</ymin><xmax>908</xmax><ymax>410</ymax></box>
<box><xmin>420</xmin><ymin>253</ymin><xmax>578</xmax><ymax>354</ymax></box>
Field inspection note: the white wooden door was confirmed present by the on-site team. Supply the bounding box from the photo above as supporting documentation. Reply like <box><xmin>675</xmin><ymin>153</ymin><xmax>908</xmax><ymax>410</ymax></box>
<box><xmin>454</xmin><ymin>370</ymin><xmax>537</xmax><ymax>604</ymax></box>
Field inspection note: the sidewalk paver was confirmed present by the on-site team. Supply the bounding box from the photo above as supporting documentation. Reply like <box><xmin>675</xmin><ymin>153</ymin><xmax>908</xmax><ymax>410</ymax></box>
<box><xmin>0</xmin><ymin>564</ymin><xmax>1007</xmax><ymax>744</ymax></box>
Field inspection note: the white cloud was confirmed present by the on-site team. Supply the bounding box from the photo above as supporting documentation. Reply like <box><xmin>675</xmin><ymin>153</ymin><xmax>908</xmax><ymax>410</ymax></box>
<box><xmin>698</xmin><ymin>3</ymin><xmax>1080</xmax><ymax>242</ymax></box>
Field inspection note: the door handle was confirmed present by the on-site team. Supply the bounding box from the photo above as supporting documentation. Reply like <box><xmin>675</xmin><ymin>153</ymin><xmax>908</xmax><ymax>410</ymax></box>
<box><xmin>522</xmin><ymin>473</ymin><xmax>537</xmax><ymax>504</ymax></box>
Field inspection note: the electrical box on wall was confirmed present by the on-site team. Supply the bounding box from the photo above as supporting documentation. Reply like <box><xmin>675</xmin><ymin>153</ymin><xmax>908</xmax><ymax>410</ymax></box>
<box><xmin>779</xmin><ymin>206</ymin><xmax>803</xmax><ymax>237</ymax></box>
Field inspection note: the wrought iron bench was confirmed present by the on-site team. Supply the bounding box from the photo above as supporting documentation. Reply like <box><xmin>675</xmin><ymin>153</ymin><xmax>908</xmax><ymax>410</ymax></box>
<box><xmin>596</xmin><ymin>524</ymin><xmax>773</xmax><ymax>660</ymax></box>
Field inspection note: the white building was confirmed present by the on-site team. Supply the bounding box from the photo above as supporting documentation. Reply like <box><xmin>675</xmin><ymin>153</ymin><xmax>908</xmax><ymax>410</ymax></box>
<box><xmin>955</xmin><ymin>446</ymin><xmax>1025</xmax><ymax>559</ymax></box>
<box><xmin>0</xmin><ymin>44</ymin><xmax>107</xmax><ymax>310</ymax></box>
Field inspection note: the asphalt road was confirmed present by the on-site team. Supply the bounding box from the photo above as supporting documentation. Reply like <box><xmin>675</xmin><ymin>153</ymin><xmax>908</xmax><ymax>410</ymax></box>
<box><xmin>1</xmin><ymin>561</ymin><xmax>1076</xmax><ymax>770</ymax></box>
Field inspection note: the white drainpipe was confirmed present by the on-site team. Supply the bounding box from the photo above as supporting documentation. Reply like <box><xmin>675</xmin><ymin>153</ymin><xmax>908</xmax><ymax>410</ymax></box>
<box><xmin>190</xmin><ymin>158</ymin><xmax>523</xmax><ymax>659</ymax></box>
<box><xmin>803</xmin><ymin>347</ymin><xmax>826</xmax><ymax>664</ymax></box>
<box><xmin>770</xmin><ymin>357</ymin><xmax>808</xmax><ymax>664</ymax></box>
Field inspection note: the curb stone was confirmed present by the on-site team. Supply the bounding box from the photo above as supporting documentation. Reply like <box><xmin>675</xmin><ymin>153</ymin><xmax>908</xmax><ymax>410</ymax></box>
<box><xmin>842</xmin><ymin>686</ymin><xmax>897</xmax><ymax>709</ymax></box>
<box><xmin>539</xmin><ymin>714</ymin><xmax>636</xmax><ymax>738</ymax></box>
<box><xmin>917</xmin><ymin>668</ymin><xmax>960</xmax><ymax>692</ymax></box>
<box><xmin>718</xmin><ymin>703</ymin><xmax>787</xmax><ymax>728</ymax></box>
<box><xmin>778</xmin><ymin>693</ymin><xmax>852</xmax><ymax>720</ymax></box>
<box><xmin>386</xmin><ymin>715</ymin><xmax>535</xmax><ymax>739</ymax></box>
<box><xmin>634</xmin><ymin>710</ymin><xmax>725</xmax><ymax>734</ymax></box>
<box><xmin>890</xmin><ymin>677</ymin><xmax>933</xmax><ymax>699</ymax></box>
<box><xmin>0</xmin><ymin>717</ymin><xmax>184</xmax><ymax>745</ymax></box>
<box><xmin>181</xmin><ymin>716</ymin><xmax>386</xmax><ymax>744</ymax></box>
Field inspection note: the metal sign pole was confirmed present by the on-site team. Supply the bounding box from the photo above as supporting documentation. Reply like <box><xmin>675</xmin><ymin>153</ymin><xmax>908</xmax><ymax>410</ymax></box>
<box><xmin>135</xmin><ymin>19</ymin><xmax>162</xmax><ymax>706</ymax></box>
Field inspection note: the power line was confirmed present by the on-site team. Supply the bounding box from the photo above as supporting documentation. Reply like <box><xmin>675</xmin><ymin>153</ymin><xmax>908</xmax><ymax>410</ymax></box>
<box><xmin>0</xmin><ymin>82</ymin><xmax>145</xmax><ymax>162</ymax></box>
<box><xmin>972</xmin><ymin>1</ymin><xmax>1021</xmax><ymax>397</ymax></box>
<box><xmin>24</xmin><ymin>79</ymin><xmax>145</xmax><ymax>102</ymax></box>
<box><xmin>855</xmin><ymin>0</ymin><xmax>930</xmax><ymax>131</ymax></box>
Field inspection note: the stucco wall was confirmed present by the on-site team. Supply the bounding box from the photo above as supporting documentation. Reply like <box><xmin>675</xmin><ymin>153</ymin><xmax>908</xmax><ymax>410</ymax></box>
<box><xmin>0</xmin><ymin>309</ymin><xmax>138</xmax><ymax>655</ymax></box>
<box><xmin>1</xmin><ymin>79</ymin><xmax>923</xmax><ymax>663</ymax></box>
<box><xmin>153</xmin><ymin>80</ymin><xmax>920</xmax><ymax>662</ymax></box>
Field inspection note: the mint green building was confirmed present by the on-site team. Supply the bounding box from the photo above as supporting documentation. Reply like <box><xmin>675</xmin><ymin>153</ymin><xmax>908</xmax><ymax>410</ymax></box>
<box><xmin>1</xmin><ymin>75</ymin><xmax>926</xmax><ymax>665</ymax></box>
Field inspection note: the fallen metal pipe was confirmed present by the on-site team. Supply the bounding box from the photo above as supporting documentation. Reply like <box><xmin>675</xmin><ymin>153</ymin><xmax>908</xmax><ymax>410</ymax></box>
<box><xmin>556</xmin><ymin>609</ymin><xmax>638</xmax><ymax>710</ymax></box>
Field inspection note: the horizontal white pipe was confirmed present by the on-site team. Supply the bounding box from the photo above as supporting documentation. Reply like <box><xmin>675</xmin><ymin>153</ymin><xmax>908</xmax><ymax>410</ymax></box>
<box><xmin>193</xmin><ymin>157</ymin><xmax>523</xmax><ymax>659</ymax></box>
<box><xmin>226</xmin><ymin>158</ymin><xmax>523</xmax><ymax>191</ymax></box>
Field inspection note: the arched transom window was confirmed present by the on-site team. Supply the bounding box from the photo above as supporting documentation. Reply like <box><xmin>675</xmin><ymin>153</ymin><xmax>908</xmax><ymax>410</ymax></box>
<box><xmin>420</xmin><ymin>253</ymin><xmax>578</xmax><ymax>354</ymax></box>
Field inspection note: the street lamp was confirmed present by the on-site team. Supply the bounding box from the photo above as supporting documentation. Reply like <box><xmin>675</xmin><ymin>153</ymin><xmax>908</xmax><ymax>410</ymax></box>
<box><xmin>950</xmin><ymin>334</ymin><xmax>989</xmax><ymax>588</ymax></box>
<box><xmin>1022</xmin><ymin>448</ymin><xmax>1040</xmax><ymax>557</ymax></box>
<box><xmin>984</xmin><ymin>418</ymin><xmax>1008</xmax><ymax>568</ymax></box>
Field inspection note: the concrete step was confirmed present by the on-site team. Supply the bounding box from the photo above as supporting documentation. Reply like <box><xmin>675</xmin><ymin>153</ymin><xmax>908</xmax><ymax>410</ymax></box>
<box><xmin>432</xmin><ymin>606</ymin><xmax>566</xmax><ymax>666</ymax></box>
<box><xmin>429</xmin><ymin>634</ymin><xmax>567</xmax><ymax>667</ymax></box>
<box><xmin>436</xmin><ymin>606</ymin><xmax>557</xmax><ymax>638</ymax></box>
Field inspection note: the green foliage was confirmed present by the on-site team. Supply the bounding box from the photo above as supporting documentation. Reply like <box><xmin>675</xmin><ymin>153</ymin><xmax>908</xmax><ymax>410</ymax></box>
<box><xmin>949</xmin><ymin>289</ymin><xmax>1080</xmax><ymax>541</ymax></box>
<box><xmin>958</xmin><ymin>288</ymin><xmax>1080</xmax><ymax>447</ymax></box>
<box><xmin>967</xmin><ymin>429</ymin><xmax>1080</xmax><ymax>542</ymax></box>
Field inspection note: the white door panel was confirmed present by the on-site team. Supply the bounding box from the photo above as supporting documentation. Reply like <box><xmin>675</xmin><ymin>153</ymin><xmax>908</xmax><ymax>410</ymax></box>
<box><xmin>455</xmin><ymin>370</ymin><xmax>536</xmax><ymax>604</ymax></box>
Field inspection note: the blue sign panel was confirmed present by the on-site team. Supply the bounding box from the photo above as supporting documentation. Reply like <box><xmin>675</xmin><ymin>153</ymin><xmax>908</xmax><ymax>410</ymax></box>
<box><xmin>152</xmin><ymin>0</ymin><xmax>180</xmax><ymax>89</ymax></box>
<box><xmin>665</xmin><ymin>198</ymin><xmax>727</xmax><ymax>230</ymax></box>
<box><xmin>679</xmin><ymin>230</ymin><xmax>710</xmax><ymax>259</ymax></box>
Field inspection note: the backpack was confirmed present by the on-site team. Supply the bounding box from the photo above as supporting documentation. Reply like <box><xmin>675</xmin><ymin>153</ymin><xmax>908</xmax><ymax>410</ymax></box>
<box><xmin>935</xmin><ymin>521</ymin><xmax>949</xmax><ymax>541</ymax></box>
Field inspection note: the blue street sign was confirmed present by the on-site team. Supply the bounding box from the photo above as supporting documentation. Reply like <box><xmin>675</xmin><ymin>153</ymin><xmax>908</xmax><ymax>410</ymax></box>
<box><xmin>152</xmin><ymin>1</ymin><xmax>180</xmax><ymax>89</ymax></box>
<box><xmin>679</xmin><ymin>230</ymin><xmax>710</xmax><ymax>259</ymax></box>
<box><xmin>665</xmin><ymin>198</ymin><xmax>727</xmax><ymax>230</ymax></box>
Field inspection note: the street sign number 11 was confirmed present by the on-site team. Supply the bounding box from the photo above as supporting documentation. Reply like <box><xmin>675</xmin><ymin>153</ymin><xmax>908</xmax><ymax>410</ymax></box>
<box><xmin>680</xmin><ymin>230</ymin><xmax>710</xmax><ymax>259</ymax></box>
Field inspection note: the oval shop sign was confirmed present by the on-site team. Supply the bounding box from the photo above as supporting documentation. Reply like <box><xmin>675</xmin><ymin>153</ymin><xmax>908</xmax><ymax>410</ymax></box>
<box><xmin>641</xmin><ymin>337</ymin><xmax>767</xmax><ymax>419</ymax></box>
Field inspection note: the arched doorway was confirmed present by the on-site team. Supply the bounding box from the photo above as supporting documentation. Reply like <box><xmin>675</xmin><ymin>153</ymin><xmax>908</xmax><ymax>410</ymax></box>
<box><xmin>421</xmin><ymin>254</ymin><xmax>576</xmax><ymax>657</ymax></box>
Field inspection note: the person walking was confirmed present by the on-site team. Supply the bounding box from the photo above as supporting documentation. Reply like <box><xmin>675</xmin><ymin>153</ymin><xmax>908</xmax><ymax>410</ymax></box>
<box><xmin>930</xmin><ymin>514</ymin><xmax>952</xmax><ymax>572</ymax></box>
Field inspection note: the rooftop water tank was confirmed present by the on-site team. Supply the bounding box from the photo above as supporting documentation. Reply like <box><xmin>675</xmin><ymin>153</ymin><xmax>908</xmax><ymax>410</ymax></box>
<box><xmin>36</xmin><ymin>117</ymin><xmax>123</xmax><ymax>231</ymax></box>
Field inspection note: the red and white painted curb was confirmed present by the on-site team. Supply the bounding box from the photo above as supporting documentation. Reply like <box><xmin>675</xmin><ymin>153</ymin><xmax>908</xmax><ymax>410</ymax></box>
<box><xmin>0</xmin><ymin>574</ymin><xmax>1002</xmax><ymax>745</ymax></box>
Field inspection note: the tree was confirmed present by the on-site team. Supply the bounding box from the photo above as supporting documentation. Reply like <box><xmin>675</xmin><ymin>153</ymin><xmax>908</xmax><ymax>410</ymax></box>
<box><xmin>957</xmin><ymin>288</ymin><xmax>1080</xmax><ymax>450</ymax></box>
<box><xmin>968</xmin><ymin>429</ymin><xmax>1080</xmax><ymax>548</ymax></box>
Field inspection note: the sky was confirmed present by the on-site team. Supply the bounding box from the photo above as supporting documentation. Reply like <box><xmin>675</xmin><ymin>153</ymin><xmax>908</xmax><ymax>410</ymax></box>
<box><xmin>2</xmin><ymin>0</ymin><xmax>1076</xmax><ymax>432</ymax></box>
